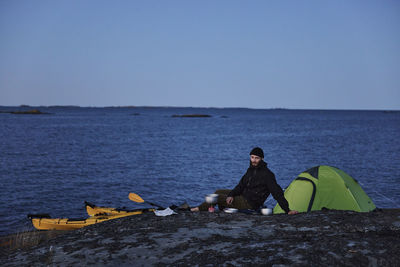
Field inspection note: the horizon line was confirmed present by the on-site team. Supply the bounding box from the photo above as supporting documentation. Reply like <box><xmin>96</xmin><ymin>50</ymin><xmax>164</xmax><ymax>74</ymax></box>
<box><xmin>0</xmin><ymin>104</ymin><xmax>399</xmax><ymax>112</ymax></box>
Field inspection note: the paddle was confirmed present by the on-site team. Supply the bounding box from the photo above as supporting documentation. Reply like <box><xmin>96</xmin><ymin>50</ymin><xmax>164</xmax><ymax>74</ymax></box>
<box><xmin>128</xmin><ymin>193</ymin><xmax>164</xmax><ymax>209</ymax></box>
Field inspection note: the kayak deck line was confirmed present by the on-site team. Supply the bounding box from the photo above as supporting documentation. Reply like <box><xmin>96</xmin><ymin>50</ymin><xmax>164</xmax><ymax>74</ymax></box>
<box><xmin>84</xmin><ymin>201</ymin><xmax>155</xmax><ymax>216</ymax></box>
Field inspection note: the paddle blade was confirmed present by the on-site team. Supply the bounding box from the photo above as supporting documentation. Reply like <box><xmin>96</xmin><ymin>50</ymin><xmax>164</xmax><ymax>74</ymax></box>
<box><xmin>129</xmin><ymin>193</ymin><xmax>145</xmax><ymax>203</ymax></box>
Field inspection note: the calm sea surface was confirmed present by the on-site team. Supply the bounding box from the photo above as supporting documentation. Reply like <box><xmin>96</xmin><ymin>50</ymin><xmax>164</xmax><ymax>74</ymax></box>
<box><xmin>1</xmin><ymin>107</ymin><xmax>399</xmax><ymax>235</ymax></box>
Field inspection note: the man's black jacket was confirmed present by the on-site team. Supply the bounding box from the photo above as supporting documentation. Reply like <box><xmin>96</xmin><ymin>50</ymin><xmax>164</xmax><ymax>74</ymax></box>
<box><xmin>228</xmin><ymin>161</ymin><xmax>290</xmax><ymax>213</ymax></box>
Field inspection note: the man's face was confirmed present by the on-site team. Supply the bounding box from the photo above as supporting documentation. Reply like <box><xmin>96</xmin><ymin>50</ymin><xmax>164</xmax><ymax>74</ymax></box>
<box><xmin>250</xmin><ymin>155</ymin><xmax>262</xmax><ymax>166</ymax></box>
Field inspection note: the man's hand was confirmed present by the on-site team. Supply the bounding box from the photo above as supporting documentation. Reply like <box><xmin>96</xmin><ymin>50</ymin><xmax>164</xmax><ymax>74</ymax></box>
<box><xmin>226</xmin><ymin>197</ymin><xmax>234</xmax><ymax>205</ymax></box>
<box><xmin>288</xmin><ymin>210</ymin><xmax>299</xmax><ymax>215</ymax></box>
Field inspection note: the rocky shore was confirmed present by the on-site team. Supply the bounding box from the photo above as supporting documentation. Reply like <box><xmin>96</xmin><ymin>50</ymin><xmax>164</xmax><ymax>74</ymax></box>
<box><xmin>1</xmin><ymin>209</ymin><xmax>400</xmax><ymax>266</ymax></box>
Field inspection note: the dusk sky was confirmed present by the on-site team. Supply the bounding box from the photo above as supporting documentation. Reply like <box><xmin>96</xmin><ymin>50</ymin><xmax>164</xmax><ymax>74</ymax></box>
<box><xmin>1</xmin><ymin>1</ymin><xmax>399</xmax><ymax>109</ymax></box>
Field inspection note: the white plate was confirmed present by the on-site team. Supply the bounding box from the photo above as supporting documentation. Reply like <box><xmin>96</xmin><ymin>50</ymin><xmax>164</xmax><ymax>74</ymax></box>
<box><xmin>224</xmin><ymin>208</ymin><xmax>238</xmax><ymax>213</ymax></box>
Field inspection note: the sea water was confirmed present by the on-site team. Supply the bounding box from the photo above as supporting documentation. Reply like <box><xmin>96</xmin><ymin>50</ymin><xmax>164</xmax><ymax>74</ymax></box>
<box><xmin>0</xmin><ymin>106</ymin><xmax>399</xmax><ymax>235</ymax></box>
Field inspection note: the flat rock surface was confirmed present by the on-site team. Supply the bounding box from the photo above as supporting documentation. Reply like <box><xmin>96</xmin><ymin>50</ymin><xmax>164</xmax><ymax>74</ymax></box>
<box><xmin>1</xmin><ymin>209</ymin><xmax>400</xmax><ymax>266</ymax></box>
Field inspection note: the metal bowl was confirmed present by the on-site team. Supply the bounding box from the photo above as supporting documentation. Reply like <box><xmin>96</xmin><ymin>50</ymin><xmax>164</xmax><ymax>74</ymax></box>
<box><xmin>223</xmin><ymin>208</ymin><xmax>238</xmax><ymax>213</ymax></box>
<box><xmin>205</xmin><ymin>194</ymin><xmax>219</xmax><ymax>204</ymax></box>
<box><xmin>260</xmin><ymin>208</ymin><xmax>273</xmax><ymax>215</ymax></box>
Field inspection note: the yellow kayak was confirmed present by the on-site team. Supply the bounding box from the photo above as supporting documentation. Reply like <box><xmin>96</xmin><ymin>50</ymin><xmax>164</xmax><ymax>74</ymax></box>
<box><xmin>30</xmin><ymin>215</ymin><xmax>114</xmax><ymax>230</ymax></box>
<box><xmin>29</xmin><ymin>208</ymin><xmax>153</xmax><ymax>231</ymax></box>
<box><xmin>84</xmin><ymin>201</ymin><xmax>155</xmax><ymax>216</ymax></box>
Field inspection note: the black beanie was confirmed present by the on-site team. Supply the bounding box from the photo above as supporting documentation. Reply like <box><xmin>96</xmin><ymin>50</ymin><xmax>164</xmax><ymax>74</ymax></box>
<box><xmin>250</xmin><ymin>147</ymin><xmax>264</xmax><ymax>158</ymax></box>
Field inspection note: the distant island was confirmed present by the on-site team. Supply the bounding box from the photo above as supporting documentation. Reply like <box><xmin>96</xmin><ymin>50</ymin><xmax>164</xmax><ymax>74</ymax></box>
<box><xmin>172</xmin><ymin>114</ymin><xmax>212</xmax><ymax>118</ymax></box>
<box><xmin>0</xmin><ymin>109</ymin><xmax>50</xmax><ymax>115</ymax></box>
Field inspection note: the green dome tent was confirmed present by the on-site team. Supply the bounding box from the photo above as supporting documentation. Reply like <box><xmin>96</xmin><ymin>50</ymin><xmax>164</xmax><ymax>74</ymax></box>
<box><xmin>274</xmin><ymin>165</ymin><xmax>376</xmax><ymax>214</ymax></box>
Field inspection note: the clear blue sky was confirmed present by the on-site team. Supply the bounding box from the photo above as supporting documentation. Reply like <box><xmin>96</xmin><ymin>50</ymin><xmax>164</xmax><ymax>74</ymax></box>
<box><xmin>0</xmin><ymin>1</ymin><xmax>399</xmax><ymax>109</ymax></box>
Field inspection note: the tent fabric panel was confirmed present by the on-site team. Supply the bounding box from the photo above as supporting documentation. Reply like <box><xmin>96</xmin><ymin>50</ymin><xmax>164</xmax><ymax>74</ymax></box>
<box><xmin>295</xmin><ymin>178</ymin><xmax>317</xmax><ymax>211</ymax></box>
<box><xmin>315</xmin><ymin>166</ymin><xmax>361</xmax><ymax>211</ymax></box>
<box><xmin>273</xmin><ymin>179</ymin><xmax>315</xmax><ymax>214</ymax></box>
<box><xmin>296</xmin><ymin>172</ymin><xmax>316</xmax><ymax>181</ymax></box>
<box><xmin>330</xmin><ymin>167</ymin><xmax>376</xmax><ymax>211</ymax></box>
<box><xmin>304</xmin><ymin>166</ymin><xmax>319</xmax><ymax>179</ymax></box>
